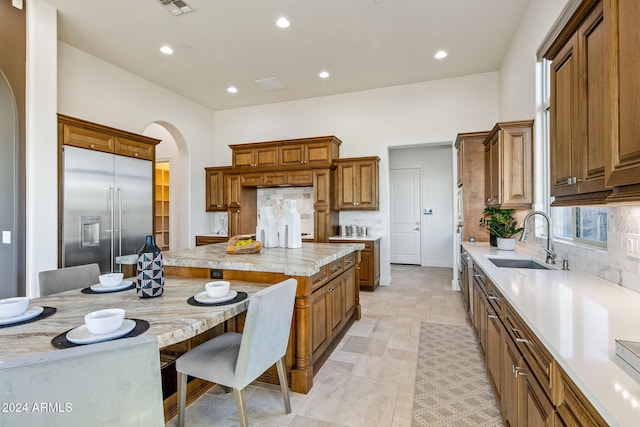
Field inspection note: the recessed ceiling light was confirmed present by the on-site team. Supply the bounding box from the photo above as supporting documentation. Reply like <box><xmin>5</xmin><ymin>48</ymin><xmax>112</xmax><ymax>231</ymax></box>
<box><xmin>160</xmin><ymin>45</ymin><xmax>174</xmax><ymax>55</ymax></box>
<box><xmin>434</xmin><ymin>50</ymin><xmax>448</xmax><ymax>59</ymax></box>
<box><xmin>319</xmin><ymin>71</ymin><xmax>330</xmax><ymax>79</ymax></box>
<box><xmin>276</xmin><ymin>17</ymin><xmax>290</xmax><ymax>28</ymax></box>
<box><xmin>227</xmin><ymin>86</ymin><xmax>238</xmax><ymax>94</ymax></box>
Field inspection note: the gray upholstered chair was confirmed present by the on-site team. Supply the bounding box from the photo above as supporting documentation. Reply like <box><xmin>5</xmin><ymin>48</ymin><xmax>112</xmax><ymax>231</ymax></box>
<box><xmin>0</xmin><ymin>336</ymin><xmax>164</xmax><ymax>427</ymax></box>
<box><xmin>176</xmin><ymin>278</ymin><xmax>298</xmax><ymax>427</ymax></box>
<box><xmin>38</xmin><ymin>263</ymin><xmax>101</xmax><ymax>296</ymax></box>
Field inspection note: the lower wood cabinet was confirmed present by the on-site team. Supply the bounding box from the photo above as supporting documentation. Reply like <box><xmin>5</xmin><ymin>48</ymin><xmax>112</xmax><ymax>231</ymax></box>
<box><xmin>330</xmin><ymin>238</ymin><xmax>379</xmax><ymax>291</ymax></box>
<box><xmin>470</xmin><ymin>257</ymin><xmax>604</xmax><ymax>426</ymax></box>
<box><xmin>195</xmin><ymin>235</ymin><xmax>228</xmax><ymax>246</ymax></box>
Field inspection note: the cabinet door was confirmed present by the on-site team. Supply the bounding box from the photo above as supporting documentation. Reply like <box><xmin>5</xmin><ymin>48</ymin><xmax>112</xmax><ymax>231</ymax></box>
<box><xmin>232</xmin><ymin>148</ymin><xmax>254</xmax><ymax>168</ymax></box>
<box><xmin>305</xmin><ymin>141</ymin><xmax>333</xmax><ymax>167</ymax></box>
<box><xmin>488</xmin><ymin>134</ymin><xmax>501</xmax><ymax>206</ymax></box>
<box><xmin>280</xmin><ymin>143</ymin><xmax>305</xmax><ymax>166</ymax></box>
<box><xmin>359</xmin><ymin>250</ymin><xmax>372</xmax><ymax>287</ymax></box>
<box><xmin>605</xmin><ymin>0</ymin><xmax>640</xmax><ymax>190</ymax></box>
<box><xmin>287</xmin><ymin>170</ymin><xmax>313</xmax><ymax>185</ymax></box>
<box><xmin>502</xmin><ymin>330</ymin><xmax>522</xmax><ymax>426</ymax></box>
<box><xmin>61</xmin><ymin>123</ymin><xmax>115</xmax><ymax>153</ymax></box>
<box><xmin>486</xmin><ymin>310</ymin><xmax>502</xmax><ymax>401</ymax></box>
<box><xmin>502</xmin><ymin>126</ymin><xmax>533</xmax><ymax>207</ymax></box>
<box><xmin>205</xmin><ymin>169</ymin><xmax>226</xmax><ymax>211</ymax></box>
<box><xmin>310</xmin><ymin>288</ymin><xmax>330</xmax><ymax>356</ymax></box>
<box><xmin>519</xmin><ymin>362</ymin><xmax>556</xmax><ymax>427</ymax></box>
<box><xmin>255</xmin><ymin>146</ymin><xmax>278</xmax><ymax>168</ymax></box>
<box><xmin>328</xmin><ymin>279</ymin><xmax>344</xmax><ymax>335</ymax></box>
<box><xmin>456</xmin><ymin>145</ymin><xmax>463</xmax><ymax>187</ymax></box>
<box><xmin>342</xmin><ymin>268</ymin><xmax>356</xmax><ymax>318</ymax></box>
<box><xmin>115</xmin><ymin>137</ymin><xmax>154</xmax><ymax>160</ymax></box>
<box><xmin>336</xmin><ymin>161</ymin><xmax>357</xmax><ymax>209</ymax></box>
<box><xmin>263</xmin><ymin>171</ymin><xmax>287</xmax><ymax>186</ymax></box>
<box><xmin>484</xmin><ymin>141</ymin><xmax>493</xmax><ymax>205</ymax></box>
<box><xmin>356</xmin><ymin>160</ymin><xmax>378</xmax><ymax>209</ymax></box>
<box><xmin>550</xmin><ymin>35</ymin><xmax>579</xmax><ymax>196</ymax></box>
<box><xmin>224</xmin><ymin>174</ymin><xmax>241</xmax><ymax>206</ymax></box>
<box><xmin>240</xmin><ymin>173</ymin><xmax>264</xmax><ymax>187</ymax></box>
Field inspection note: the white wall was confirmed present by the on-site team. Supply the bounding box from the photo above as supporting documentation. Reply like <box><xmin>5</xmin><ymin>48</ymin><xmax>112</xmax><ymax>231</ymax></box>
<box><xmin>389</xmin><ymin>146</ymin><xmax>454</xmax><ymax>268</ymax></box>
<box><xmin>213</xmin><ymin>73</ymin><xmax>500</xmax><ymax>285</ymax></box>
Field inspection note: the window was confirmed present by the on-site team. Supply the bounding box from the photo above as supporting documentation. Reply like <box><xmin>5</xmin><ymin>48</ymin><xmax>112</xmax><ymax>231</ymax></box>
<box><xmin>541</xmin><ymin>59</ymin><xmax>607</xmax><ymax>247</ymax></box>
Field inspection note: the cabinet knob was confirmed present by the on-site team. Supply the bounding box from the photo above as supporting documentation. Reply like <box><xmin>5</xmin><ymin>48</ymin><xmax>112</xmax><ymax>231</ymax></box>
<box><xmin>90</xmin><ymin>144</ymin><xmax>95</xmax><ymax>148</ymax></box>
<box><xmin>134</xmin><ymin>153</ymin><xmax>138</xmax><ymax>157</ymax></box>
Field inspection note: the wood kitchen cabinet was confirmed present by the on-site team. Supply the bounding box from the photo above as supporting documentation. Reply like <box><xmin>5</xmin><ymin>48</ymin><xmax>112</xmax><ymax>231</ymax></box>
<box><xmin>335</xmin><ymin>156</ymin><xmax>380</xmax><ymax>210</ymax></box>
<box><xmin>603</xmin><ymin>0</ymin><xmax>640</xmax><ymax>201</ymax></box>
<box><xmin>279</xmin><ymin>137</ymin><xmax>341</xmax><ymax>168</ymax></box>
<box><xmin>330</xmin><ymin>238</ymin><xmax>380</xmax><ymax>291</ymax></box>
<box><xmin>231</xmin><ymin>145</ymin><xmax>278</xmax><ymax>169</ymax></box>
<box><xmin>195</xmin><ymin>235</ymin><xmax>228</xmax><ymax>246</ymax></box>
<box><xmin>483</xmin><ymin>120</ymin><xmax>534</xmax><ymax>209</ymax></box>
<box><xmin>545</xmin><ymin>0</ymin><xmax>610</xmax><ymax>205</ymax></box>
<box><xmin>313</xmin><ymin>169</ymin><xmax>338</xmax><ymax>243</ymax></box>
<box><xmin>205</xmin><ymin>166</ymin><xmax>231</xmax><ymax>211</ymax></box>
<box><xmin>456</xmin><ymin>131</ymin><xmax>490</xmax><ymax>242</ymax></box>
<box><xmin>553</xmin><ymin>363</ymin><xmax>607</xmax><ymax>426</ymax></box>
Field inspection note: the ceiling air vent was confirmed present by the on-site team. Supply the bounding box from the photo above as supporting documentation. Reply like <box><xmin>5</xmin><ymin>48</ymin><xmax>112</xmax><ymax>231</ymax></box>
<box><xmin>157</xmin><ymin>0</ymin><xmax>194</xmax><ymax>16</ymax></box>
<box><xmin>253</xmin><ymin>77</ymin><xmax>286</xmax><ymax>91</ymax></box>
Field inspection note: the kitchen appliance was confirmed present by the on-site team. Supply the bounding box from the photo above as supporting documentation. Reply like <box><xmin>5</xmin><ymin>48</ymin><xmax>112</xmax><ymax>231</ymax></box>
<box><xmin>62</xmin><ymin>146</ymin><xmax>153</xmax><ymax>274</ymax></box>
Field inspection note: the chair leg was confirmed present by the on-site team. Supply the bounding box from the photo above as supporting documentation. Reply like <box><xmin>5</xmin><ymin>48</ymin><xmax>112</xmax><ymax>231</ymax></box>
<box><xmin>177</xmin><ymin>372</ymin><xmax>187</xmax><ymax>427</ymax></box>
<box><xmin>233</xmin><ymin>388</ymin><xmax>249</xmax><ymax>427</ymax></box>
<box><xmin>276</xmin><ymin>356</ymin><xmax>291</xmax><ymax>413</ymax></box>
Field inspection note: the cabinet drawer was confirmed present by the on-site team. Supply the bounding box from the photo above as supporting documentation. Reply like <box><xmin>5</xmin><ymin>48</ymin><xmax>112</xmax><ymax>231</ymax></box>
<box><xmin>287</xmin><ymin>170</ymin><xmax>313</xmax><ymax>185</ymax></box>
<box><xmin>327</xmin><ymin>259</ymin><xmax>344</xmax><ymax>280</ymax></box>
<box><xmin>115</xmin><ymin>137</ymin><xmax>154</xmax><ymax>160</ymax></box>
<box><xmin>195</xmin><ymin>236</ymin><xmax>228</xmax><ymax>246</ymax></box>
<box><xmin>241</xmin><ymin>173</ymin><xmax>263</xmax><ymax>186</ymax></box>
<box><xmin>311</xmin><ymin>266</ymin><xmax>329</xmax><ymax>292</ymax></box>
<box><xmin>263</xmin><ymin>172</ymin><xmax>287</xmax><ymax>185</ymax></box>
<box><xmin>485</xmin><ymin>281</ymin><xmax>503</xmax><ymax>319</ymax></box>
<box><xmin>505</xmin><ymin>304</ymin><xmax>553</xmax><ymax>397</ymax></box>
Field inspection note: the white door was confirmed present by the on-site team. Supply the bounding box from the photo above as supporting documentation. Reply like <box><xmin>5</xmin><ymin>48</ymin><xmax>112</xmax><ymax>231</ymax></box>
<box><xmin>390</xmin><ymin>168</ymin><xmax>421</xmax><ymax>264</ymax></box>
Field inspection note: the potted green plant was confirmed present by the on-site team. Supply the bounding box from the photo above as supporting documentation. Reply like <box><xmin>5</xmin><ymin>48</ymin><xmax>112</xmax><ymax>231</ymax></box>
<box><xmin>479</xmin><ymin>207</ymin><xmax>524</xmax><ymax>250</ymax></box>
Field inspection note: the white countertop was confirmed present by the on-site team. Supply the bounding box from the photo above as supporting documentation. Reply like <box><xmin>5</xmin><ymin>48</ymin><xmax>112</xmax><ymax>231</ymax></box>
<box><xmin>329</xmin><ymin>235</ymin><xmax>381</xmax><ymax>241</ymax></box>
<box><xmin>462</xmin><ymin>242</ymin><xmax>640</xmax><ymax>426</ymax></box>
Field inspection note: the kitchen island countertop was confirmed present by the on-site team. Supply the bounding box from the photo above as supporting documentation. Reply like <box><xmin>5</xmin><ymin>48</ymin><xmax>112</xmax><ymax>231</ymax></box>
<box><xmin>117</xmin><ymin>242</ymin><xmax>365</xmax><ymax>277</ymax></box>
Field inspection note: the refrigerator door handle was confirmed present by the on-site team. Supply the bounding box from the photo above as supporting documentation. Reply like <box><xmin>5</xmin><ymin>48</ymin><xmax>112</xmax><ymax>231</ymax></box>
<box><xmin>109</xmin><ymin>187</ymin><xmax>115</xmax><ymax>273</ymax></box>
<box><xmin>117</xmin><ymin>187</ymin><xmax>123</xmax><ymax>263</ymax></box>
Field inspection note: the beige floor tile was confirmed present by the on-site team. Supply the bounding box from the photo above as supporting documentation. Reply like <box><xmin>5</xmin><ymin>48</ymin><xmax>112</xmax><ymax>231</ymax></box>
<box><xmin>350</xmin><ymin>354</ymin><xmax>417</xmax><ymax>386</ymax></box>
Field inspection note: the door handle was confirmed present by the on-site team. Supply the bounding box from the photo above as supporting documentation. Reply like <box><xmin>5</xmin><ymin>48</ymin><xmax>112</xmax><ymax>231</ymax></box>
<box><xmin>413</xmin><ymin>227</ymin><xmax>420</xmax><ymax>231</ymax></box>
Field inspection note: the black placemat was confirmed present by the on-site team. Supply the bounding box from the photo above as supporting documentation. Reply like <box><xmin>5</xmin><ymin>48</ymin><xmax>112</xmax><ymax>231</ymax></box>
<box><xmin>81</xmin><ymin>283</ymin><xmax>136</xmax><ymax>294</ymax></box>
<box><xmin>187</xmin><ymin>291</ymin><xmax>248</xmax><ymax>307</ymax></box>
<box><xmin>0</xmin><ymin>306</ymin><xmax>57</xmax><ymax>329</ymax></box>
<box><xmin>50</xmin><ymin>318</ymin><xmax>150</xmax><ymax>349</ymax></box>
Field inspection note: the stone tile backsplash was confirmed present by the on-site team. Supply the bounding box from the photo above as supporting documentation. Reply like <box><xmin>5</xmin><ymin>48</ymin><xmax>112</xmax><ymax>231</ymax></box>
<box><xmin>257</xmin><ymin>187</ymin><xmax>314</xmax><ymax>238</ymax></box>
<box><xmin>520</xmin><ymin>205</ymin><xmax>640</xmax><ymax>293</ymax></box>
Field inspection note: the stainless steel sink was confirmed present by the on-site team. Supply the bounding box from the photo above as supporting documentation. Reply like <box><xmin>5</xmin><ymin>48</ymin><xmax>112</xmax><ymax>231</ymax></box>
<box><xmin>488</xmin><ymin>258</ymin><xmax>550</xmax><ymax>270</ymax></box>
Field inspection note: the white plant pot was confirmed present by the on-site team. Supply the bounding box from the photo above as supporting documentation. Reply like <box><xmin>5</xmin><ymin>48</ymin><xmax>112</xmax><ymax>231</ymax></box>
<box><xmin>497</xmin><ymin>237</ymin><xmax>516</xmax><ymax>251</ymax></box>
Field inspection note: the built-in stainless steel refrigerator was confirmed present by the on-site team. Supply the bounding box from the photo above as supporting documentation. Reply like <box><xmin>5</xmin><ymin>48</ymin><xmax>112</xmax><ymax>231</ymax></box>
<box><xmin>62</xmin><ymin>145</ymin><xmax>152</xmax><ymax>273</ymax></box>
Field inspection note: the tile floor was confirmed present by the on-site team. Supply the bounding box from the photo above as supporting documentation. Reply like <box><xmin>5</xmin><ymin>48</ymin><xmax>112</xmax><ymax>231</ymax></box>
<box><xmin>166</xmin><ymin>265</ymin><xmax>471</xmax><ymax>427</ymax></box>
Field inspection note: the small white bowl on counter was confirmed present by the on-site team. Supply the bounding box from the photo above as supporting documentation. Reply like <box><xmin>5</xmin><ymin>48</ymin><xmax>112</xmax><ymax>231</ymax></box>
<box><xmin>205</xmin><ymin>281</ymin><xmax>230</xmax><ymax>298</ymax></box>
<box><xmin>84</xmin><ymin>308</ymin><xmax>125</xmax><ymax>335</ymax></box>
<box><xmin>99</xmin><ymin>273</ymin><xmax>124</xmax><ymax>288</ymax></box>
<box><xmin>0</xmin><ymin>297</ymin><xmax>30</xmax><ymax>318</ymax></box>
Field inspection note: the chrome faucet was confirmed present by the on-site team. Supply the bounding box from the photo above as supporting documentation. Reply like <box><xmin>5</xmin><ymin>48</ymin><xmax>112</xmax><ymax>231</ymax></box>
<box><xmin>519</xmin><ymin>211</ymin><xmax>557</xmax><ymax>264</ymax></box>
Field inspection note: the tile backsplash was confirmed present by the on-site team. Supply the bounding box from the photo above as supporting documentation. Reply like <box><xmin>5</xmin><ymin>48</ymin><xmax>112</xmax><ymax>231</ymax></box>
<box><xmin>257</xmin><ymin>187</ymin><xmax>314</xmax><ymax>238</ymax></box>
<box><xmin>521</xmin><ymin>205</ymin><xmax>640</xmax><ymax>293</ymax></box>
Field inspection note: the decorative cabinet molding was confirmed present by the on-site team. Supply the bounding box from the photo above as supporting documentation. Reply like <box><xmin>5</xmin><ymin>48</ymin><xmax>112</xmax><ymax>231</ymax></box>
<box><xmin>335</xmin><ymin>157</ymin><xmax>380</xmax><ymax>210</ymax></box>
<box><xmin>483</xmin><ymin>120</ymin><xmax>534</xmax><ymax>209</ymax></box>
<box><xmin>546</xmin><ymin>0</ymin><xmax>610</xmax><ymax>205</ymax></box>
<box><xmin>456</xmin><ymin>131</ymin><xmax>490</xmax><ymax>242</ymax></box>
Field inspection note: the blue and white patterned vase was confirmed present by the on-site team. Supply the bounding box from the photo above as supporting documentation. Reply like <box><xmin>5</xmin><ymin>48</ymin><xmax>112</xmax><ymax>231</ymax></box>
<box><xmin>136</xmin><ymin>235</ymin><xmax>164</xmax><ymax>298</ymax></box>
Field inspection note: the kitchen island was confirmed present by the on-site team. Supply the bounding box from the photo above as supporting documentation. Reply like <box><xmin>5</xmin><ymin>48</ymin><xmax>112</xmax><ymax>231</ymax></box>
<box><xmin>118</xmin><ymin>242</ymin><xmax>365</xmax><ymax>394</ymax></box>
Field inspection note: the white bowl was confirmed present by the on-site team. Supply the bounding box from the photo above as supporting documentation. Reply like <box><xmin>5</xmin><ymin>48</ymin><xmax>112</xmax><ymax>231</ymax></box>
<box><xmin>0</xmin><ymin>297</ymin><xmax>30</xmax><ymax>318</ymax></box>
<box><xmin>205</xmin><ymin>281</ymin><xmax>230</xmax><ymax>298</ymax></box>
<box><xmin>84</xmin><ymin>308</ymin><xmax>125</xmax><ymax>335</ymax></box>
<box><xmin>99</xmin><ymin>273</ymin><xmax>124</xmax><ymax>288</ymax></box>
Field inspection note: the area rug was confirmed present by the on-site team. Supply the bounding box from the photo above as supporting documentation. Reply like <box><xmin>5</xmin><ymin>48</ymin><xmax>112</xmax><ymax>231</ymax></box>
<box><xmin>412</xmin><ymin>322</ymin><xmax>503</xmax><ymax>426</ymax></box>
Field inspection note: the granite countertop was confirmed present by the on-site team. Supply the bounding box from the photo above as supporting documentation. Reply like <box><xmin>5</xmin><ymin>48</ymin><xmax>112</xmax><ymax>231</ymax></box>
<box><xmin>116</xmin><ymin>242</ymin><xmax>365</xmax><ymax>277</ymax></box>
<box><xmin>463</xmin><ymin>242</ymin><xmax>640</xmax><ymax>426</ymax></box>
<box><xmin>0</xmin><ymin>277</ymin><xmax>266</xmax><ymax>362</ymax></box>
<box><xmin>329</xmin><ymin>235</ymin><xmax>381</xmax><ymax>241</ymax></box>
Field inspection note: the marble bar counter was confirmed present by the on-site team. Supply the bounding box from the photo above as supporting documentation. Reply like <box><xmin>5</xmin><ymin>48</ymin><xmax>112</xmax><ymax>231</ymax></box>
<box><xmin>0</xmin><ymin>277</ymin><xmax>264</xmax><ymax>363</ymax></box>
<box><xmin>119</xmin><ymin>242</ymin><xmax>365</xmax><ymax>395</ymax></box>
<box><xmin>463</xmin><ymin>242</ymin><xmax>640</xmax><ymax>426</ymax></box>
<box><xmin>117</xmin><ymin>242</ymin><xmax>364</xmax><ymax>277</ymax></box>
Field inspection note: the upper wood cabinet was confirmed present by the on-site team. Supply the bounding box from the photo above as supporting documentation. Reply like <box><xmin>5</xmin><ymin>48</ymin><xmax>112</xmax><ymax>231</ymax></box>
<box><xmin>603</xmin><ymin>0</ymin><xmax>640</xmax><ymax>201</ymax></box>
<box><xmin>546</xmin><ymin>0</ymin><xmax>610</xmax><ymax>205</ymax></box>
<box><xmin>483</xmin><ymin>120</ymin><xmax>534</xmax><ymax>209</ymax></box>
<box><xmin>230</xmin><ymin>136</ymin><xmax>341</xmax><ymax>171</ymax></box>
<box><xmin>334</xmin><ymin>157</ymin><xmax>380</xmax><ymax>210</ymax></box>
<box><xmin>456</xmin><ymin>131</ymin><xmax>490</xmax><ymax>242</ymax></box>
<box><xmin>205</xmin><ymin>166</ymin><xmax>232</xmax><ymax>211</ymax></box>
<box><xmin>58</xmin><ymin>114</ymin><xmax>159</xmax><ymax>161</ymax></box>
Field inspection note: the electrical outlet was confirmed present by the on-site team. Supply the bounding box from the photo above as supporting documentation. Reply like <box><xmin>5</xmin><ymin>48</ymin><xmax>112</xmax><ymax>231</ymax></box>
<box><xmin>626</xmin><ymin>233</ymin><xmax>640</xmax><ymax>259</ymax></box>
<box><xmin>1</xmin><ymin>231</ymin><xmax>10</xmax><ymax>244</ymax></box>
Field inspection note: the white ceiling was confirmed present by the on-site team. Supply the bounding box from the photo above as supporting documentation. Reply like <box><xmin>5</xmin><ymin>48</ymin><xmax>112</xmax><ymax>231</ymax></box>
<box><xmin>42</xmin><ymin>0</ymin><xmax>530</xmax><ymax>111</ymax></box>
